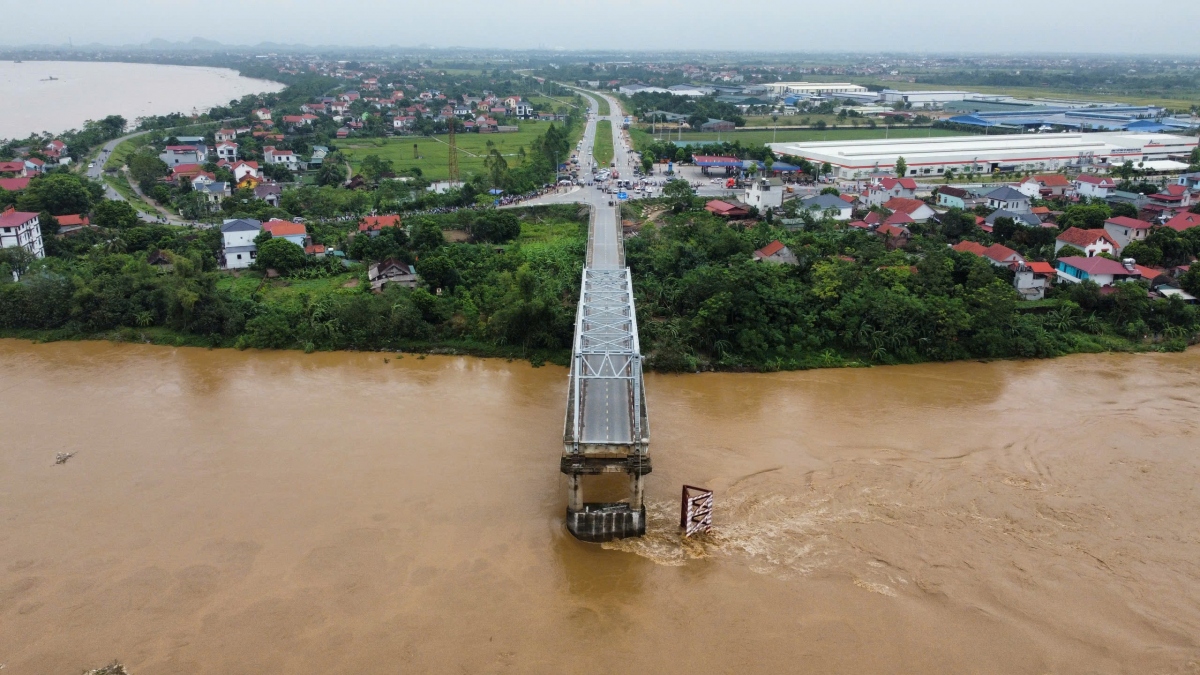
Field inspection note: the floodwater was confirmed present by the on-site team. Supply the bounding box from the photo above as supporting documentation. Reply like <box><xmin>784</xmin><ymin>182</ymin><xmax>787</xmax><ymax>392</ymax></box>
<box><xmin>0</xmin><ymin>61</ymin><xmax>284</xmax><ymax>139</ymax></box>
<box><xmin>1</xmin><ymin>339</ymin><xmax>1198</xmax><ymax>674</ymax></box>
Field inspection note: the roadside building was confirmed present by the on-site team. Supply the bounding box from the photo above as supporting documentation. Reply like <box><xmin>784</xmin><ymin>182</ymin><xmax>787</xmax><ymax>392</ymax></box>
<box><xmin>264</xmin><ymin>146</ymin><xmax>300</xmax><ymax>171</ymax></box>
<box><xmin>160</xmin><ymin>145</ymin><xmax>208</xmax><ymax>166</ymax></box>
<box><xmin>699</xmin><ymin>119</ymin><xmax>735</xmax><ymax>132</ymax></box>
<box><xmin>936</xmin><ymin>186</ymin><xmax>970</xmax><ymax>209</ymax></box>
<box><xmin>0</xmin><ymin>207</ymin><xmax>44</xmax><ymax>259</ymax></box>
<box><xmin>742</xmin><ymin>177</ymin><xmax>784</xmax><ymax>211</ymax></box>
<box><xmin>862</xmin><ymin>177</ymin><xmax>917</xmax><ymax>207</ymax></box>
<box><xmin>986</xmin><ymin>209</ymin><xmax>1042</xmax><ymax>228</ymax></box>
<box><xmin>1164</xmin><ymin>212</ymin><xmax>1200</xmax><ymax>232</ymax></box>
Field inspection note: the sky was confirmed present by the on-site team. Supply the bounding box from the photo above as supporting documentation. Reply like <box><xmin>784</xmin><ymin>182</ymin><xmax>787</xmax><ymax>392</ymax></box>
<box><xmin>4</xmin><ymin>0</ymin><xmax>1200</xmax><ymax>54</ymax></box>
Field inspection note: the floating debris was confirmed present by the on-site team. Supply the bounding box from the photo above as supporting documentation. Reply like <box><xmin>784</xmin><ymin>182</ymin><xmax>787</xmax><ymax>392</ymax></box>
<box><xmin>55</xmin><ymin>452</ymin><xmax>75</xmax><ymax>465</ymax></box>
<box><xmin>83</xmin><ymin>663</ymin><xmax>128</xmax><ymax>675</ymax></box>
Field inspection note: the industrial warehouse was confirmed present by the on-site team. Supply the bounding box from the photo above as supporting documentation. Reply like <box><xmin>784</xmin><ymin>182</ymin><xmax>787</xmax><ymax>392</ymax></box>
<box><xmin>767</xmin><ymin>132</ymin><xmax>1200</xmax><ymax>179</ymax></box>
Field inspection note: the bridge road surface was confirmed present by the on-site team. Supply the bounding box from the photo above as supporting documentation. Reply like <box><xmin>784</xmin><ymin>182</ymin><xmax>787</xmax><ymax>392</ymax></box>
<box><xmin>523</xmin><ymin>90</ymin><xmax>639</xmax><ymax>448</ymax></box>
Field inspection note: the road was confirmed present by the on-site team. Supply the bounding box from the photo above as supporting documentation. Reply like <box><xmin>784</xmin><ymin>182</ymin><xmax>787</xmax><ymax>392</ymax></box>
<box><xmin>554</xmin><ymin>90</ymin><xmax>637</xmax><ymax>446</ymax></box>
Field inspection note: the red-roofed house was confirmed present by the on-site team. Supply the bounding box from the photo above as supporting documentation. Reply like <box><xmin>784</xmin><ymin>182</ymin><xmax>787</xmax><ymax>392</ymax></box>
<box><xmin>262</xmin><ymin>219</ymin><xmax>307</xmax><ymax>247</ymax></box>
<box><xmin>1164</xmin><ymin>211</ymin><xmax>1200</xmax><ymax>232</ymax></box>
<box><xmin>1056</xmin><ymin>256</ymin><xmax>1140</xmax><ymax>286</ymax></box>
<box><xmin>1073</xmin><ymin>174</ymin><xmax>1116</xmax><ymax>199</ymax></box>
<box><xmin>263</xmin><ymin>147</ymin><xmax>299</xmax><ymax>171</ymax></box>
<box><xmin>882</xmin><ymin>197</ymin><xmax>935</xmax><ymax>222</ymax></box>
<box><xmin>1055</xmin><ymin>227</ymin><xmax>1119</xmax><ymax>257</ymax></box>
<box><xmin>1103</xmin><ymin>216</ymin><xmax>1154</xmax><ymax>249</ymax></box>
<box><xmin>705</xmin><ymin>200</ymin><xmax>750</xmax><ymax>218</ymax></box>
<box><xmin>0</xmin><ymin>160</ymin><xmax>25</xmax><ymax>175</ymax></box>
<box><xmin>0</xmin><ymin>177</ymin><xmax>30</xmax><ymax>192</ymax></box>
<box><xmin>215</xmin><ymin>141</ymin><xmax>238</xmax><ymax>162</ymax></box>
<box><xmin>0</xmin><ymin>206</ymin><xmax>44</xmax><ymax>259</ymax></box>
<box><xmin>752</xmin><ymin>240</ymin><xmax>798</xmax><ymax>265</ymax></box>
<box><xmin>952</xmin><ymin>240</ymin><xmax>1025</xmax><ymax>268</ymax></box>
<box><xmin>1148</xmin><ymin>184</ymin><xmax>1192</xmax><ymax>209</ymax></box>
<box><xmin>305</xmin><ymin>244</ymin><xmax>327</xmax><ymax>257</ymax></box>
<box><xmin>875</xmin><ymin>223</ymin><xmax>912</xmax><ymax>249</ymax></box>
<box><xmin>359</xmin><ymin>214</ymin><xmax>402</xmax><ymax>237</ymax></box>
<box><xmin>863</xmin><ymin>177</ymin><xmax>917</xmax><ymax>207</ymax></box>
<box><xmin>1015</xmin><ymin>262</ymin><xmax>1055</xmax><ymax>300</ymax></box>
<box><xmin>215</xmin><ymin>128</ymin><xmax>237</xmax><ymax>142</ymax></box>
<box><xmin>56</xmin><ymin>214</ymin><xmax>91</xmax><ymax>235</ymax></box>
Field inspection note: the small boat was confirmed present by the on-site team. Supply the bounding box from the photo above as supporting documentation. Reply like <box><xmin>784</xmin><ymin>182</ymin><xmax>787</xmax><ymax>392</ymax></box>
<box><xmin>41</xmin><ymin>75</ymin><xmax>58</xmax><ymax>81</ymax></box>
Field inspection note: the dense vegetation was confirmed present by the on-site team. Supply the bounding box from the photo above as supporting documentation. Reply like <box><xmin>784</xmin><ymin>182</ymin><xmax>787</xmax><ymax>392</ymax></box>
<box><xmin>0</xmin><ymin>205</ymin><xmax>586</xmax><ymax>362</ymax></box>
<box><xmin>625</xmin><ymin>199</ymin><xmax>1200</xmax><ymax>372</ymax></box>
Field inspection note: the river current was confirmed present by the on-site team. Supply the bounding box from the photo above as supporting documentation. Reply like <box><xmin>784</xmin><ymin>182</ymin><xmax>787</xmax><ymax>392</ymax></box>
<box><xmin>1</xmin><ymin>339</ymin><xmax>1198</xmax><ymax>673</ymax></box>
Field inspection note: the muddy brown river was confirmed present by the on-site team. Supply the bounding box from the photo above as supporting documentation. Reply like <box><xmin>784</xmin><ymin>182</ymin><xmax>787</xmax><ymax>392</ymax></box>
<box><xmin>1</xmin><ymin>339</ymin><xmax>1198</xmax><ymax>673</ymax></box>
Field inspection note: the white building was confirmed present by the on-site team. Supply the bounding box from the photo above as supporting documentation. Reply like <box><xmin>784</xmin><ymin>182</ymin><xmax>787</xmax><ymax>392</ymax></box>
<box><xmin>215</xmin><ymin>141</ymin><xmax>238</xmax><ymax>162</ymax></box>
<box><xmin>220</xmin><ymin>218</ymin><xmax>261</xmax><ymax>269</ymax></box>
<box><xmin>0</xmin><ymin>207</ymin><xmax>45</xmax><ymax>259</ymax></box>
<box><xmin>763</xmin><ymin>82</ymin><xmax>869</xmax><ymax>97</ymax></box>
<box><xmin>159</xmin><ymin>144</ymin><xmax>208</xmax><ymax>166</ymax></box>
<box><xmin>769</xmin><ymin>132</ymin><xmax>1199</xmax><ymax>181</ymax></box>
<box><xmin>880</xmin><ymin>90</ymin><xmax>973</xmax><ymax>108</ymax></box>
<box><xmin>1074</xmin><ymin>174</ymin><xmax>1117</xmax><ymax>199</ymax></box>
<box><xmin>263</xmin><ymin>146</ymin><xmax>300</xmax><ymax>171</ymax></box>
<box><xmin>743</xmin><ymin>177</ymin><xmax>784</xmax><ymax>211</ymax></box>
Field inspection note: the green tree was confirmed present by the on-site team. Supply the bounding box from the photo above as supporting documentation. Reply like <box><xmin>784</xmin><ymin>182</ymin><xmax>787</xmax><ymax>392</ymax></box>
<box><xmin>255</xmin><ymin>237</ymin><xmax>306</xmax><ymax>274</ymax></box>
<box><xmin>469</xmin><ymin>211</ymin><xmax>521</xmax><ymax>244</ymax></box>
<box><xmin>1059</xmin><ymin>203</ymin><xmax>1112</xmax><ymax>230</ymax></box>
<box><xmin>409</xmin><ymin>217</ymin><xmax>445</xmax><ymax>252</ymax></box>
<box><xmin>894</xmin><ymin>156</ymin><xmax>908</xmax><ymax>178</ymax></box>
<box><xmin>358</xmin><ymin>154</ymin><xmax>394</xmax><ymax>183</ymax></box>
<box><xmin>415</xmin><ymin>254</ymin><xmax>460</xmax><ymax>291</ymax></box>
<box><xmin>17</xmin><ymin>173</ymin><xmax>94</xmax><ymax>215</ymax></box>
<box><xmin>92</xmin><ymin>200</ymin><xmax>140</xmax><ymax>229</ymax></box>
<box><xmin>128</xmin><ymin>151</ymin><xmax>170</xmax><ymax>192</ymax></box>
<box><xmin>663</xmin><ymin>179</ymin><xmax>695</xmax><ymax>213</ymax></box>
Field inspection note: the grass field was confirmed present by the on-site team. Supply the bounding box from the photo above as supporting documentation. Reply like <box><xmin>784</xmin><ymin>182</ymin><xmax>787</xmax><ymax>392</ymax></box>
<box><xmin>595</xmin><ymin>96</ymin><xmax>611</xmax><ymax>117</ymax></box>
<box><xmin>340</xmin><ymin>121</ymin><xmax>566</xmax><ymax>182</ymax></box>
<box><xmin>103</xmin><ymin>175</ymin><xmax>153</xmax><ymax>213</ymax></box>
<box><xmin>593</xmin><ymin>120</ymin><xmax>614</xmax><ymax>166</ymax></box>
<box><xmin>637</xmin><ymin>126</ymin><xmax>973</xmax><ymax>148</ymax></box>
<box><xmin>104</xmin><ymin>136</ymin><xmax>145</xmax><ymax>171</ymax></box>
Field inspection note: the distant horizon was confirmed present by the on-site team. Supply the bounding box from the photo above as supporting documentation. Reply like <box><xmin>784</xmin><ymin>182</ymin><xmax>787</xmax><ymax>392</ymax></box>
<box><xmin>3</xmin><ymin>0</ymin><xmax>1200</xmax><ymax>56</ymax></box>
<box><xmin>3</xmin><ymin>41</ymin><xmax>1200</xmax><ymax>59</ymax></box>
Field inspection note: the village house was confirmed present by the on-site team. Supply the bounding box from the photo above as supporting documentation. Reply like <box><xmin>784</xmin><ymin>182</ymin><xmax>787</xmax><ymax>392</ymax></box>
<box><xmin>159</xmin><ymin>145</ymin><xmax>208</xmax><ymax>166</ymax></box>
<box><xmin>875</xmin><ymin>222</ymin><xmax>913</xmax><ymax>249</ymax></box>
<box><xmin>952</xmin><ymin>240</ymin><xmax>1025</xmax><ymax>269</ymax></box>
<box><xmin>253</xmin><ymin>183</ymin><xmax>282</xmax><ymax>207</ymax></box>
<box><xmin>705</xmin><ymin>200</ymin><xmax>751</xmax><ymax>218</ymax></box>
<box><xmin>263</xmin><ymin>219</ymin><xmax>307</xmax><ymax>248</ymax></box>
<box><xmin>752</xmin><ymin>240</ymin><xmax>799</xmax><ymax>265</ymax></box>
<box><xmin>0</xmin><ymin>177</ymin><xmax>30</xmax><ymax>192</ymax></box>
<box><xmin>214</xmin><ymin>128</ymin><xmax>237</xmax><ymax>142</ymax></box>
<box><xmin>196</xmin><ymin>181</ymin><xmax>231</xmax><ymax>210</ymax></box>
<box><xmin>798</xmin><ymin>193</ymin><xmax>852</xmax><ymax>220</ymax></box>
<box><xmin>358</xmin><ymin>214</ymin><xmax>402</xmax><ymax>237</ymax></box>
<box><xmin>0</xmin><ymin>206</ymin><xmax>45</xmax><ymax>260</ymax></box>
<box><xmin>743</xmin><ymin>177</ymin><xmax>784</xmax><ymax>211</ymax></box>
<box><xmin>0</xmin><ymin>160</ymin><xmax>26</xmax><ymax>176</ymax></box>
<box><xmin>1073</xmin><ymin>174</ymin><xmax>1117</xmax><ymax>200</ymax></box>
<box><xmin>1164</xmin><ymin>211</ymin><xmax>1200</xmax><ymax>232</ymax></box>
<box><xmin>1014</xmin><ymin>261</ymin><xmax>1056</xmax><ymax>301</ymax></box>
<box><xmin>862</xmin><ymin>177</ymin><xmax>917</xmax><ymax>207</ymax></box>
<box><xmin>220</xmin><ymin>218</ymin><xmax>261</xmax><ymax>269</ymax></box>
<box><xmin>215</xmin><ymin>141</ymin><xmax>238</xmax><ymax>162</ymax></box>
<box><xmin>23</xmin><ymin>157</ymin><xmax>46</xmax><ymax>175</ymax></box>
<box><xmin>1103</xmin><ymin>216</ymin><xmax>1154</xmax><ymax>250</ymax></box>
<box><xmin>936</xmin><ymin>186</ymin><xmax>971</xmax><ymax>209</ymax></box>
<box><xmin>368</xmin><ymin>258</ymin><xmax>419</xmax><ymax>290</ymax></box>
<box><xmin>1055</xmin><ymin>227</ymin><xmax>1119</xmax><ymax>257</ymax></box>
<box><xmin>1056</xmin><ymin>256</ymin><xmax>1141</xmax><ymax>286</ymax></box>
<box><xmin>986</xmin><ymin>208</ymin><xmax>1042</xmax><ymax>228</ymax></box>
<box><xmin>263</xmin><ymin>147</ymin><xmax>300</xmax><ymax>172</ymax></box>
<box><xmin>985</xmin><ymin>186</ymin><xmax>1032</xmax><ymax>213</ymax></box>
<box><xmin>882</xmin><ymin>197</ymin><xmax>936</xmax><ymax>222</ymax></box>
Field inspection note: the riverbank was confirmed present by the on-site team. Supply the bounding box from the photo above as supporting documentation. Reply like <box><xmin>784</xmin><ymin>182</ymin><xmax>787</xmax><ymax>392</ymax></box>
<box><xmin>3</xmin><ymin>338</ymin><xmax>1198</xmax><ymax>673</ymax></box>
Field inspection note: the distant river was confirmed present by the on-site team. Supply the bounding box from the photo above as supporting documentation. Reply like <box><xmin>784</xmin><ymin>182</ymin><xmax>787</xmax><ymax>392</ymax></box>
<box><xmin>0</xmin><ymin>60</ymin><xmax>285</xmax><ymax>139</ymax></box>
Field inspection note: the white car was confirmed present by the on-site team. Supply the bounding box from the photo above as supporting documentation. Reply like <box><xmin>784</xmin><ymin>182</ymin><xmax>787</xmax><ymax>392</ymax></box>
<box><xmin>88</xmin><ymin>162</ymin><xmax>95</xmax><ymax>168</ymax></box>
